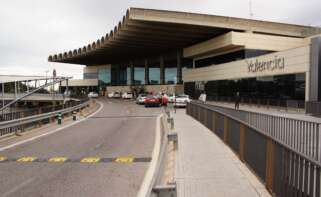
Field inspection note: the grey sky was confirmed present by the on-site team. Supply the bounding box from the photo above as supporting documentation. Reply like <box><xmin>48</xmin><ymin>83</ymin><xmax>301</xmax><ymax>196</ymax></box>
<box><xmin>0</xmin><ymin>0</ymin><xmax>320</xmax><ymax>79</ymax></box>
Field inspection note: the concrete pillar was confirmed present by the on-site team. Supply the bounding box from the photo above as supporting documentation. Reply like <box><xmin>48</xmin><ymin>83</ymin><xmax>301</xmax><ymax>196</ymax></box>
<box><xmin>306</xmin><ymin>36</ymin><xmax>321</xmax><ymax>115</ymax></box>
<box><xmin>2</xmin><ymin>83</ymin><xmax>4</xmax><ymax>111</ymax></box>
<box><xmin>130</xmin><ymin>61</ymin><xmax>134</xmax><ymax>86</ymax></box>
<box><xmin>26</xmin><ymin>81</ymin><xmax>29</xmax><ymax>93</ymax></box>
<box><xmin>14</xmin><ymin>81</ymin><xmax>17</xmax><ymax>99</ymax></box>
<box><xmin>66</xmin><ymin>79</ymin><xmax>69</xmax><ymax>94</ymax></box>
<box><xmin>177</xmin><ymin>50</ymin><xmax>183</xmax><ymax>84</ymax></box>
<box><xmin>145</xmin><ymin>59</ymin><xmax>149</xmax><ymax>85</ymax></box>
<box><xmin>160</xmin><ymin>56</ymin><xmax>165</xmax><ymax>85</ymax></box>
<box><xmin>309</xmin><ymin>37</ymin><xmax>321</xmax><ymax>101</ymax></box>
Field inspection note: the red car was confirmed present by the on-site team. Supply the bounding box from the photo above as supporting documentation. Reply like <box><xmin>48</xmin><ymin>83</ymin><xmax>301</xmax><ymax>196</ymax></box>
<box><xmin>144</xmin><ymin>95</ymin><xmax>161</xmax><ymax>107</ymax></box>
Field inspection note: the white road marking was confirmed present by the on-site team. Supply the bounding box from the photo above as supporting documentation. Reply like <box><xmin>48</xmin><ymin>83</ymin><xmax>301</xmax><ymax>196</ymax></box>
<box><xmin>0</xmin><ymin>101</ymin><xmax>104</xmax><ymax>152</ymax></box>
<box><xmin>2</xmin><ymin>177</ymin><xmax>35</xmax><ymax>197</ymax></box>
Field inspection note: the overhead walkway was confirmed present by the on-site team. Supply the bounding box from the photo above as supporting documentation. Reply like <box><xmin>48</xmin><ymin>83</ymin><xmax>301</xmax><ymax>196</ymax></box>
<box><xmin>0</xmin><ymin>75</ymin><xmax>71</xmax><ymax>113</ymax></box>
<box><xmin>0</xmin><ymin>93</ymin><xmax>71</xmax><ymax>102</ymax></box>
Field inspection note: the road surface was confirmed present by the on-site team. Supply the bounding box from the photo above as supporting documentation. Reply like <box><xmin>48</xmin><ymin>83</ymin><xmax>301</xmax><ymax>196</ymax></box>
<box><xmin>0</xmin><ymin>99</ymin><xmax>161</xmax><ymax>197</ymax></box>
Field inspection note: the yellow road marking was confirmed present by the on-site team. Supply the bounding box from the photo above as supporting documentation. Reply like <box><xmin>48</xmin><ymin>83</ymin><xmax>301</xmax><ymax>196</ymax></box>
<box><xmin>80</xmin><ymin>157</ymin><xmax>100</xmax><ymax>163</ymax></box>
<box><xmin>115</xmin><ymin>156</ymin><xmax>134</xmax><ymax>163</ymax></box>
<box><xmin>48</xmin><ymin>157</ymin><xmax>67</xmax><ymax>163</ymax></box>
<box><xmin>0</xmin><ymin>156</ymin><xmax>7</xmax><ymax>162</ymax></box>
<box><xmin>17</xmin><ymin>157</ymin><xmax>37</xmax><ymax>162</ymax></box>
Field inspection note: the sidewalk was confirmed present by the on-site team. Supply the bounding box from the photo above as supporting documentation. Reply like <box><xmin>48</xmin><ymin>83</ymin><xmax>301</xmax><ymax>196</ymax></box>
<box><xmin>174</xmin><ymin>109</ymin><xmax>271</xmax><ymax>197</ymax></box>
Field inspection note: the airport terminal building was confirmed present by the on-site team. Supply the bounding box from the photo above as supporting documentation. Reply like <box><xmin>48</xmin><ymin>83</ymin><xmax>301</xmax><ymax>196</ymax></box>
<box><xmin>49</xmin><ymin>8</ymin><xmax>321</xmax><ymax>113</ymax></box>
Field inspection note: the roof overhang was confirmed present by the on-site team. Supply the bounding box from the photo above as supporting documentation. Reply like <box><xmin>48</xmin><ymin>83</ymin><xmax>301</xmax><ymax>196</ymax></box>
<box><xmin>48</xmin><ymin>7</ymin><xmax>321</xmax><ymax>65</ymax></box>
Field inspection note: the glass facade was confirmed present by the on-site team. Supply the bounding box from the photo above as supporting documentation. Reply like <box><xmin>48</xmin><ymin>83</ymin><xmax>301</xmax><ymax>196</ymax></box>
<box><xmin>85</xmin><ymin>51</ymin><xmax>186</xmax><ymax>87</ymax></box>
<box><xmin>165</xmin><ymin>67</ymin><xmax>177</xmax><ymax>84</ymax></box>
<box><xmin>98</xmin><ymin>67</ymin><xmax>111</xmax><ymax>90</ymax></box>
<box><xmin>165</xmin><ymin>59</ymin><xmax>177</xmax><ymax>84</ymax></box>
<box><xmin>186</xmin><ymin>73</ymin><xmax>305</xmax><ymax>102</ymax></box>
<box><xmin>84</xmin><ymin>72</ymin><xmax>98</xmax><ymax>79</ymax></box>
<box><xmin>134</xmin><ymin>63</ymin><xmax>145</xmax><ymax>85</ymax></box>
<box><xmin>111</xmin><ymin>64</ymin><xmax>130</xmax><ymax>86</ymax></box>
<box><xmin>149</xmin><ymin>59</ymin><xmax>160</xmax><ymax>85</ymax></box>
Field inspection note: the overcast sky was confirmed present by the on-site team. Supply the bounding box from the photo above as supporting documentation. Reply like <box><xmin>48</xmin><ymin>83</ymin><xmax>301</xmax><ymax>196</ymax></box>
<box><xmin>1</xmin><ymin>0</ymin><xmax>320</xmax><ymax>79</ymax></box>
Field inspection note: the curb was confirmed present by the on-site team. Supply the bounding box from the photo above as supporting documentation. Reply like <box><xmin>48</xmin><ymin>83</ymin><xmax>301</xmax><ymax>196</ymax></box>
<box><xmin>137</xmin><ymin>114</ymin><xmax>163</xmax><ymax>197</ymax></box>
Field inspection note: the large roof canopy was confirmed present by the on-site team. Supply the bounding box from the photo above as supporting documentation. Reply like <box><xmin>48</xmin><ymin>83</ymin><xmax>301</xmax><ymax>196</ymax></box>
<box><xmin>48</xmin><ymin>7</ymin><xmax>321</xmax><ymax>65</ymax></box>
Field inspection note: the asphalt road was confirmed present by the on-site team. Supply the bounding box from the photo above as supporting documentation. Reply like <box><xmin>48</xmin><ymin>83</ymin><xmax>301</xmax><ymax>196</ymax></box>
<box><xmin>0</xmin><ymin>99</ymin><xmax>161</xmax><ymax>197</ymax></box>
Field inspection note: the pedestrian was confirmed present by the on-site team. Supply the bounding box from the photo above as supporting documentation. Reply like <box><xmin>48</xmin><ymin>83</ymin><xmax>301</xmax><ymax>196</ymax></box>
<box><xmin>235</xmin><ymin>91</ymin><xmax>240</xmax><ymax>110</ymax></box>
<box><xmin>199</xmin><ymin>92</ymin><xmax>207</xmax><ymax>103</ymax></box>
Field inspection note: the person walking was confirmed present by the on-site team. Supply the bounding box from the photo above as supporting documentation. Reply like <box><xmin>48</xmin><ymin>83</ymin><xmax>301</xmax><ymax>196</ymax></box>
<box><xmin>235</xmin><ymin>91</ymin><xmax>240</xmax><ymax>110</ymax></box>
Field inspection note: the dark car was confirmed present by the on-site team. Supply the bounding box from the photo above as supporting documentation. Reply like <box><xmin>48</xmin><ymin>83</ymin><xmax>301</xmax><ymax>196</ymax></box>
<box><xmin>144</xmin><ymin>95</ymin><xmax>161</xmax><ymax>107</ymax></box>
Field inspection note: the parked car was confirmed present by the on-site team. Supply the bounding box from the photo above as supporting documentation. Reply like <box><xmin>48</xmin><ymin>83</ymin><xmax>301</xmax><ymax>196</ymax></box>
<box><xmin>88</xmin><ymin>92</ymin><xmax>98</xmax><ymax>98</ymax></box>
<box><xmin>144</xmin><ymin>95</ymin><xmax>161</xmax><ymax>107</ymax></box>
<box><xmin>168</xmin><ymin>94</ymin><xmax>175</xmax><ymax>103</ymax></box>
<box><xmin>122</xmin><ymin>92</ymin><xmax>133</xmax><ymax>99</ymax></box>
<box><xmin>108</xmin><ymin>92</ymin><xmax>114</xmax><ymax>98</ymax></box>
<box><xmin>174</xmin><ymin>94</ymin><xmax>190</xmax><ymax>107</ymax></box>
<box><xmin>136</xmin><ymin>94</ymin><xmax>147</xmax><ymax>104</ymax></box>
<box><xmin>113</xmin><ymin>92</ymin><xmax>121</xmax><ymax>98</ymax></box>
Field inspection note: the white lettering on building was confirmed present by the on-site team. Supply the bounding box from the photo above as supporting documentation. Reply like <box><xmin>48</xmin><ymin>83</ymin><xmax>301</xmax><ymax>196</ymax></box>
<box><xmin>246</xmin><ymin>56</ymin><xmax>285</xmax><ymax>73</ymax></box>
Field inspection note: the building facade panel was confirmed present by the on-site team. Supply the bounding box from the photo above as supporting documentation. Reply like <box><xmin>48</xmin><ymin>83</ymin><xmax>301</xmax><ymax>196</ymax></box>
<box><xmin>183</xmin><ymin>45</ymin><xmax>310</xmax><ymax>82</ymax></box>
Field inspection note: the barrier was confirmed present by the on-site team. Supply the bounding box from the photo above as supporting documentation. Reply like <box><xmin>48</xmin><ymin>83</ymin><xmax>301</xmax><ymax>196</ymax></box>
<box><xmin>187</xmin><ymin>102</ymin><xmax>321</xmax><ymax>197</ymax></box>
<box><xmin>199</xmin><ymin>102</ymin><xmax>321</xmax><ymax>164</ymax></box>
<box><xmin>0</xmin><ymin>99</ymin><xmax>91</xmax><ymax>137</ymax></box>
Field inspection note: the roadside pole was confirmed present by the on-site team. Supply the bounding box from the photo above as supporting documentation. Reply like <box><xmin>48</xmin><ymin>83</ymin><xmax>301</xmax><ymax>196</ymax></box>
<box><xmin>2</xmin><ymin>83</ymin><xmax>4</xmax><ymax>116</ymax></box>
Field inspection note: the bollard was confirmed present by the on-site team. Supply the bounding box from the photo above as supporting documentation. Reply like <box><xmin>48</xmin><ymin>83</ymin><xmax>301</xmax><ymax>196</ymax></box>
<box><xmin>72</xmin><ymin>111</ymin><xmax>77</xmax><ymax>121</ymax></box>
<box><xmin>57</xmin><ymin>113</ymin><xmax>62</xmax><ymax>125</ymax></box>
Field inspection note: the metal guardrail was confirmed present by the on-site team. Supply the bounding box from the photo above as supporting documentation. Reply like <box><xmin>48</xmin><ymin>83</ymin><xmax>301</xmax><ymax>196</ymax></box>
<box><xmin>0</xmin><ymin>101</ymin><xmax>80</xmax><ymax>122</ymax></box>
<box><xmin>0</xmin><ymin>100</ymin><xmax>91</xmax><ymax>137</ymax></box>
<box><xmin>199</xmin><ymin>102</ymin><xmax>321</xmax><ymax>164</ymax></box>
<box><xmin>187</xmin><ymin>102</ymin><xmax>321</xmax><ymax>197</ymax></box>
<box><xmin>203</xmin><ymin>95</ymin><xmax>306</xmax><ymax>109</ymax></box>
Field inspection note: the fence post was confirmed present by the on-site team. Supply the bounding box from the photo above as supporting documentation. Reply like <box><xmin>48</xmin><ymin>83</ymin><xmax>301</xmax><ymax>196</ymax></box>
<box><xmin>198</xmin><ymin>105</ymin><xmax>201</xmax><ymax>121</ymax></box>
<box><xmin>38</xmin><ymin>108</ymin><xmax>42</xmax><ymax>127</ymax></box>
<box><xmin>20</xmin><ymin>111</ymin><xmax>25</xmax><ymax>133</ymax></box>
<box><xmin>204</xmin><ymin>108</ymin><xmax>208</xmax><ymax>126</ymax></box>
<box><xmin>239</xmin><ymin>124</ymin><xmax>246</xmax><ymax>162</ymax></box>
<box><xmin>224</xmin><ymin>117</ymin><xmax>229</xmax><ymax>144</ymax></box>
<box><xmin>212</xmin><ymin>111</ymin><xmax>216</xmax><ymax>133</ymax></box>
<box><xmin>265</xmin><ymin>139</ymin><xmax>275</xmax><ymax>192</ymax></box>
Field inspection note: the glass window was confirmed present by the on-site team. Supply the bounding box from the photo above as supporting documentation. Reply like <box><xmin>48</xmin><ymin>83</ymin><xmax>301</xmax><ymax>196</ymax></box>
<box><xmin>127</xmin><ymin>67</ymin><xmax>131</xmax><ymax>85</ymax></box>
<box><xmin>84</xmin><ymin>72</ymin><xmax>98</xmax><ymax>79</ymax></box>
<box><xmin>149</xmin><ymin>67</ymin><xmax>160</xmax><ymax>85</ymax></box>
<box><xmin>165</xmin><ymin>67</ymin><xmax>177</xmax><ymax>84</ymax></box>
<box><xmin>134</xmin><ymin>67</ymin><xmax>145</xmax><ymax>85</ymax></box>
<box><xmin>203</xmin><ymin>73</ymin><xmax>306</xmax><ymax>102</ymax></box>
<box><xmin>98</xmin><ymin>67</ymin><xmax>111</xmax><ymax>85</ymax></box>
<box><xmin>119</xmin><ymin>65</ymin><xmax>128</xmax><ymax>85</ymax></box>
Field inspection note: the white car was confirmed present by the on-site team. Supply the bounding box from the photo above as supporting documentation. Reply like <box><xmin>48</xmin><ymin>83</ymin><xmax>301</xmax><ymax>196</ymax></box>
<box><xmin>136</xmin><ymin>94</ymin><xmax>147</xmax><ymax>104</ymax></box>
<box><xmin>108</xmin><ymin>92</ymin><xmax>114</xmax><ymax>98</ymax></box>
<box><xmin>122</xmin><ymin>92</ymin><xmax>133</xmax><ymax>99</ymax></box>
<box><xmin>88</xmin><ymin>92</ymin><xmax>98</xmax><ymax>98</ymax></box>
<box><xmin>113</xmin><ymin>92</ymin><xmax>121</xmax><ymax>98</ymax></box>
<box><xmin>174</xmin><ymin>94</ymin><xmax>191</xmax><ymax>107</ymax></box>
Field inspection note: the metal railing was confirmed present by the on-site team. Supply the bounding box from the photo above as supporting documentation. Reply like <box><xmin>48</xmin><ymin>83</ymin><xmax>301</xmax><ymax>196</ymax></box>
<box><xmin>187</xmin><ymin>102</ymin><xmax>321</xmax><ymax>197</ymax></box>
<box><xmin>0</xmin><ymin>101</ymin><xmax>82</xmax><ymax>122</ymax></box>
<box><xmin>202</xmin><ymin>95</ymin><xmax>306</xmax><ymax>109</ymax></box>
<box><xmin>198</xmin><ymin>102</ymin><xmax>321</xmax><ymax>164</ymax></box>
<box><xmin>0</xmin><ymin>99</ymin><xmax>91</xmax><ymax>137</ymax></box>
